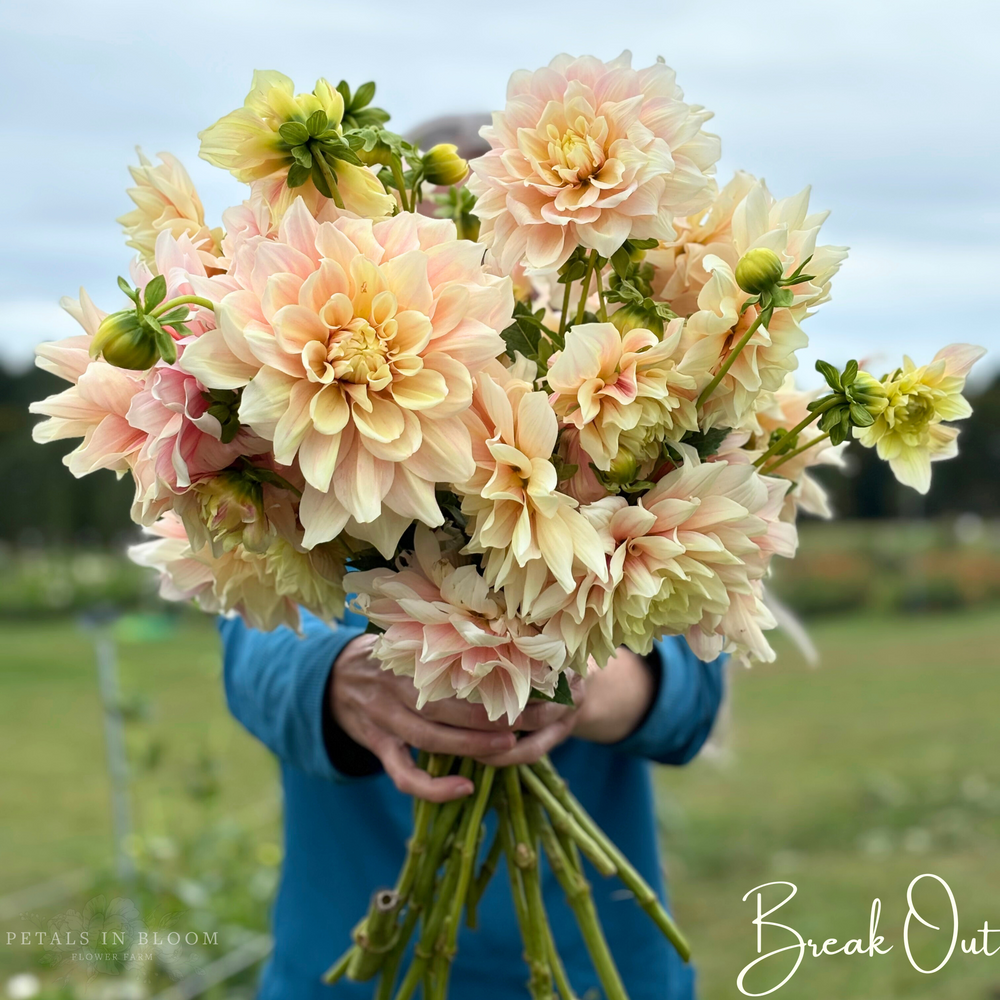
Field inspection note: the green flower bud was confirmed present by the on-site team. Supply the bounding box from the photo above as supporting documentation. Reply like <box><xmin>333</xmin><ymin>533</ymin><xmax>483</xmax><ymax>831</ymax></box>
<box><xmin>422</xmin><ymin>144</ymin><xmax>468</xmax><ymax>187</ymax></box>
<box><xmin>735</xmin><ymin>247</ymin><xmax>784</xmax><ymax>295</ymax></box>
<box><xmin>90</xmin><ymin>311</ymin><xmax>158</xmax><ymax>370</ymax></box>
<box><xmin>610</xmin><ymin>302</ymin><xmax>663</xmax><ymax>337</ymax></box>
<box><xmin>606</xmin><ymin>447</ymin><xmax>639</xmax><ymax>485</ymax></box>
<box><xmin>851</xmin><ymin>372</ymin><xmax>889</xmax><ymax>417</ymax></box>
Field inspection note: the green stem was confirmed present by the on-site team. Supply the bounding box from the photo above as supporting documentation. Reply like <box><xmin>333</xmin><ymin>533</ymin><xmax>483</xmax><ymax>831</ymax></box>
<box><xmin>504</xmin><ymin>768</ymin><xmax>553</xmax><ymax>1000</ymax></box>
<box><xmin>529</xmin><ymin>799</ymin><xmax>627</xmax><ymax>1000</ymax></box>
<box><xmin>519</xmin><ymin>766</ymin><xmax>615</xmax><ymax>876</ymax></box>
<box><xmin>574</xmin><ymin>251</ymin><xmax>599</xmax><ymax>327</ymax></box>
<box><xmin>558</xmin><ymin>273</ymin><xmax>573</xmax><ymax>340</ymax></box>
<box><xmin>466</xmin><ymin>821</ymin><xmax>502</xmax><ymax>930</ymax></box>
<box><xmin>151</xmin><ymin>295</ymin><xmax>215</xmax><ymax>317</ymax></box>
<box><xmin>434</xmin><ymin>766</ymin><xmax>497</xmax><ymax>995</ymax></box>
<box><xmin>764</xmin><ymin>430</ymin><xmax>832</xmax><ymax>474</ymax></box>
<box><xmin>391</xmin><ymin>158</ymin><xmax>410</xmax><ymax>212</ymax></box>
<box><xmin>752</xmin><ymin>399</ymin><xmax>838</xmax><ymax>468</ymax></box>
<box><xmin>594</xmin><ymin>263</ymin><xmax>608</xmax><ymax>323</ymax></box>
<box><xmin>696</xmin><ymin>307</ymin><xmax>770</xmax><ymax>408</ymax></box>
<box><xmin>498</xmin><ymin>793</ymin><xmax>552</xmax><ymax>1000</ymax></box>
<box><xmin>323</xmin><ymin>944</ymin><xmax>355</xmax><ymax>985</ymax></box>
<box><xmin>531</xmin><ymin>758</ymin><xmax>690</xmax><ymax>962</ymax></box>
<box><xmin>312</xmin><ymin>147</ymin><xmax>345</xmax><ymax>209</ymax></box>
<box><xmin>542</xmin><ymin>900</ymin><xmax>576</xmax><ymax>1000</ymax></box>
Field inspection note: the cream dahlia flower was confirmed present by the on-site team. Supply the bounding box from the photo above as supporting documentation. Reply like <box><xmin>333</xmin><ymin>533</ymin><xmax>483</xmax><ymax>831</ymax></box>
<box><xmin>678</xmin><ymin>255</ymin><xmax>807</xmax><ymax>430</ymax></box>
<box><xmin>129</xmin><ymin>511</ymin><xmax>346</xmax><ymax>633</ymax></box>
<box><xmin>854</xmin><ymin>344</ymin><xmax>985</xmax><ymax>494</ymax></box>
<box><xmin>468</xmin><ymin>51</ymin><xmax>719</xmax><ymax>272</ymax></box>
<box><xmin>546</xmin><ymin>319</ymin><xmax>697</xmax><ymax>471</ymax></box>
<box><xmin>198</xmin><ymin>71</ymin><xmax>393</xmax><ymax>222</ymax></box>
<box><xmin>117</xmin><ymin>150</ymin><xmax>221</xmax><ymax>269</ymax></box>
<box><xmin>351</xmin><ymin>525</ymin><xmax>566</xmax><ymax>723</ymax></box>
<box><xmin>592</xmin><ymin>453</ymin><xmax>795</xmax><ymax>663</ymax></box>
<box><xmin>458</xmin><ymin>362</ymin><xmax>608</xmax><ymax>615</ymax></box>
<box><xmin>650</xmin><ymin>174</ymin><xmax>847</xmax><ymax>319</ymax></box>
<box><xmin>180</xmin><ymin>200</ymin><xmax>513</xmax><ymax>555</ymax></box>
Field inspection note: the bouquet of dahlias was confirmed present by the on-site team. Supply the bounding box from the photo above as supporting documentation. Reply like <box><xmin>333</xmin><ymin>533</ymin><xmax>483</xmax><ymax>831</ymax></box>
<box><xmin>30</xmin><ymin>54</ymin><xmax>985</xmax><ymax>1000</ymax></box>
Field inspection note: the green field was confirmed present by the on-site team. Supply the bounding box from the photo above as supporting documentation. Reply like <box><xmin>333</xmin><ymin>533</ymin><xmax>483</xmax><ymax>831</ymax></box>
<box><xmin>1</xmin><ymin>609</ymin><xmax>999</xmax><ymax>998</ymax></box>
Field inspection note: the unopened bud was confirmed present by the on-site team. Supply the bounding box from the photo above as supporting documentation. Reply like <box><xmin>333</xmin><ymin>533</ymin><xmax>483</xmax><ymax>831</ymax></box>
<box><xmin>610</xmin><ymin>302</ymin><xmax>663</xmax><ymax>337</ymax></box>
<box><xmin>735</xmin><ymin>247</ymin><xmax>784</xmax><ymax>295</ymax></box>
<box><xmin>851</xmin><ymin>372</ymin><xmax>889</xmax><ymax>417</ymax></box>
<box><xmin>606</xmin><ymin>447</ymin><xmax>639</xmax><ymax>485</ymax></box>
<box><xmin>422</xmin><ymin>144</ymin><xmax>468</xmax><ymax>187</ymax></box>
<box><xmin>90</xmin><ymin>311</ymin><xmax>158</xmax><ymax>370</ymax></box>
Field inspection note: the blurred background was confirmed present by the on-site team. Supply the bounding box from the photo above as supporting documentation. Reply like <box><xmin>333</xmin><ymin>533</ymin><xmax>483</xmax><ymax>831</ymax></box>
<box><xmin>1</xmin><ymin>1</ymin><xmax>998</xmax><ymax>998</ymax></box>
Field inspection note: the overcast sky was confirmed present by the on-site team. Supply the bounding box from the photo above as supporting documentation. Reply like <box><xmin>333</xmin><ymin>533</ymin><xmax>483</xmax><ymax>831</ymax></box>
<box><xmin>1</xmin><ymin>0</ymin><xmax>997</xmax><ymax>387</ymax></box>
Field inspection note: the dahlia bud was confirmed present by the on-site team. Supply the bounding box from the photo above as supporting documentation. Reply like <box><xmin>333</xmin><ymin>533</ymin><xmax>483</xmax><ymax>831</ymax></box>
<box><xmin>735</xmin><ymin>247</ymin><xmax>784</xmax><ymax>295</ymax></box>
<box><xmin>606</xmin><ymin>447</ymin><xmax>639</xmax><ymax>485</ymax></box>
<box><xmin>198</xmin><ymin>472</ymin><xmax>268</xmax><ymax>555</ymax></box>
<box><xmin>422</xmin><ymin>144</ymin><xmax>468</xmax><ymax>187</ymax></box>
<box><xmin>851</xmin><ymin>372</ymin><xmax>890</xmax><ymax>417</ymax></box>
<box><xmin>89</xmin><ymin>311</ymin><xmax>158</xmax><ymax>370</ymax></box>
<box><xmin>610</xmin><ymin>302</ymin><xmax>663</xmax><ymax>337</ymax></box>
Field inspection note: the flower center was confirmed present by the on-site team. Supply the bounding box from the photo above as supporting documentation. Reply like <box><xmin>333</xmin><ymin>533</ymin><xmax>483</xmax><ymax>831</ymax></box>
<box><xmin>897</xmin><ymin>390</ymin><xmax>934</xmax><ymax>434</ymax></box>
<box><xmin>328</xmin><ymin>318</ymin><xmax>389</xmax><ymax>384</ymax></box>
<box><xmin>546</xmin><ymin>122</ymin><xmax>604</xmax><ymax>184</ymax></box>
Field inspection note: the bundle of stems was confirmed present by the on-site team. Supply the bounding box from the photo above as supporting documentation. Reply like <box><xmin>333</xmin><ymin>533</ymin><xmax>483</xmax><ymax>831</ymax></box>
<box><xmin>324</xmin><ymin>753</ymin><xmax>690</xmax><ymax>1000</ymax></box>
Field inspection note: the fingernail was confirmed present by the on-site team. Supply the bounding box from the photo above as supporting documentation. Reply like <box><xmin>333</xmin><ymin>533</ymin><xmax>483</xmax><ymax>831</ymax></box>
<box><xmin>458</xmin><ymin>781</ymin><xmax>474</xmax><ymax>796</ymax></box>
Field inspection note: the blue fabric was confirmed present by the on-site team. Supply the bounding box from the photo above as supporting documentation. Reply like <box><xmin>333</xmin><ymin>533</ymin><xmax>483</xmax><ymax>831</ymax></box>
<box><xmin>219</xmin><ymin>609</ymin><xmax>725</xmax><ymax>1000</ymax></box>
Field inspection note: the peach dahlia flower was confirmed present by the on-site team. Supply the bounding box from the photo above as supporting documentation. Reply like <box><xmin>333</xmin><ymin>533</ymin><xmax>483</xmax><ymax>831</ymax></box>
<box><xmin>180</xmin><ymin>200</ymin><xmax>513</xmax><ymax>556</ymax></box>
<box><xmin>351</xmin><ymin>526</ymin><xmax>566</xmax><ymax>723</ymax></box>
<box><xmin>650</xmin><ymin>174</ymin><xmax>848</xmax><ymax>319</ymax></box>
<box><xmin>546</xmin><ymin>319</ymin><xmax>697</xmax><ymax>470</ymax></box>
<box><xmin>118</xmin><ymin>150</ymin><xmax>221</xmax><ymax>269</ymax></box>
<box><xmin>468</xmin><ymin>51</ymin><xmax>719</xmax><ymax>272</ymax></box>
<box><xmin>459</xmin><ymin>362</ymin><xmax>608</xmax><ymax>615</ymax></box>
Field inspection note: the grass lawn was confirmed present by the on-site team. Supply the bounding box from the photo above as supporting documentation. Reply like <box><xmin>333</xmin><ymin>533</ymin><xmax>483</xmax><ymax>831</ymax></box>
<box><xmin>1</xmin><ymin>608</ymin><xmax>999</xmax><ymax>998</ymax></box>
<box><xmin>663</xmin><ymin>608</ymin><xmax>1000</xmax><ymax>999</ymax></box>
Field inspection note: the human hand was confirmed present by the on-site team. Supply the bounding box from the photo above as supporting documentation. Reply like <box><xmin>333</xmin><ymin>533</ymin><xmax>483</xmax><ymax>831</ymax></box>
<box><xmin>331</xmin><ymin>633</ymin><xmax>520</xmax><ymax>802</ymax></box>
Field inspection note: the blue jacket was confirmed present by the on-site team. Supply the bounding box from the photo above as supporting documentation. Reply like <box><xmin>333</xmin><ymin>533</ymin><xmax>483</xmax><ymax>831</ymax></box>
<box><xmin>220</xmin><ymin>608</ymin><xmax>724</xmax><ymax>1000</ymax></box>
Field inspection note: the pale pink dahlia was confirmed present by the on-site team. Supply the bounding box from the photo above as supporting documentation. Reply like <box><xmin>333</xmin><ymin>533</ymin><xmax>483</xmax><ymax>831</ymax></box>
<box><xmin>351</xmin><ymin>526</ymin><xmax>567</xmax><ymax>723</ymax></box>
<box><xmin>468</xmin><ymin>51</ymin><xmax>719</xmax><ymax>272</ymax></box>
<box><xmin>180</xmin><ymin>200</ymin><xmax>513</xmax><ymax>556</ymax></box>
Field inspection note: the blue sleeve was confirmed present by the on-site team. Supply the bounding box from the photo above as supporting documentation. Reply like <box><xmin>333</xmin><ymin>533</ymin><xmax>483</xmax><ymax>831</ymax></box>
<box><xmin>613</xmin><ymin>637</ymin><xmax>726</xmax><ymax>766</ymax></box>
<box><xmin>219</xmin><ymin>607</ymin><xmax>367</xmax><ymax>782</ymax></box>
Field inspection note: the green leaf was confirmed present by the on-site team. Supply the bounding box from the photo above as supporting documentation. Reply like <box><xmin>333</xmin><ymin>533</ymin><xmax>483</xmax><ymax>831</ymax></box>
<box><xmin>625</xmin><ymin>237</ymin><xmax>659</xmax><ymax>251</ymax></box>
<box><xmin>117</xmin><ymin>276</ymin><xmax>140</xmax><ymax>305</ymax></box>
<box><xmin>287</xmin><ymin>161</ymin><xmax>311</xmax><ymax>188</ymax></box>
<box><xmin>500</xmin><ymin>312</ymin><xmax>542</xmax><ymax>361</ymax></box>
<box><xmin>849</xmin><ymin>402</ymin><xmax>875</xmax><ymax>427</ymax></box>
<box><xmin>610</xmin><ymin>246</ymin><xmax>631</xmax><ymax>280</ymax></box>
<box><xmin>156</xmin><ymin>307</ymin><xmax>190</xmax><ymax>324</ymax></box>
<box><xmin>311</xmin><ymin>159</ymin><xmax>334</xmax><ymax>198</ymax></box>
<box><xmin>531</xmin><ymin>672</ymin><xmax>575</xmax><ymax>706</ymax></box>
<box><xmin>842</xmin><ymin>359</ymin><xmax>859</xmax><ymax>386</ymax></box>
<box><xmin>326</xmin><ymin>144</ymin><xmax>363</xmax><ymax>166</ymax></box>
<box><xmin>815</xmin><ymin>360</ymin><xmax>843</xmax><ymax>392</ymax></box>
<box><xmin>152</xmin><ymin>325</ymin><xmax>177</xmax><ymax>365</ymax></box>
<box><xmin>352</xmin><ymin>81</ymin><xmax>376</xmax><ymax>110</ymax></box>
<box><xmin>143</xmin><ymin>274</ymin><xmax>167</xmax><ymax>311</ymax></box>
<box><xmin>291</xmin><ymin>144</ymin><xmax>313</xmax><ymax>168</ymax></box>
<box><xmin>278</xmin><ymin>121</ymin><xmax>310</xmax><ymax>146</ymax></box>
<box><xmin>770</xmin><ymin>286</ymin><xmax>794</xmax><ymax>309</ymax></box>
<box><xmin>681</xmin><ymin>426</ymin><xmax>732</xmax><ymax>459</ymax></box>
<box><xmin>306</xmin><ymin>109</ymin><xmax>328</xmax><ymax>137</ymax></box>
<box><xmin>336</xmin><ymin>80</ymin><xmax>352</xmax><ymax>108</ymax></box>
